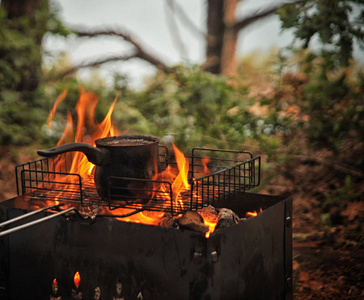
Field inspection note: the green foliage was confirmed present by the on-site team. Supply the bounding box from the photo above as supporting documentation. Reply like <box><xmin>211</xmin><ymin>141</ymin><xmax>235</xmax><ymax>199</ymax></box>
<box><xmin>109</xmin><ymin>66</ymin><xmax>285</xmax><ymax>152</ymax></box>
<box><xmin>0</xmin><ymin>1</ymin><xmax>69</xmax><ymax>145</ymax></box>
<box><xmin>278</xmin><ymin>0</ymin><xmax>364</xmax><ymax>67</ymax></box>
<box><xmin>304</xmin><ymin>72</ymin><xmax>364</xmax><ymax>150</ymax></box>
<box><xmin>323</xmin><ymin>176</ymin><xmax>359</xmax><ymax>210</ymax></box>
<box><xmin>0</xmin><ymin>90</ymin><xmax>45</xmax><ymax>145</ymax></box>
<box><xmin>283</xmin><ymin>50</ymin><xmax>364</xmax><ymax>158</ymax></box>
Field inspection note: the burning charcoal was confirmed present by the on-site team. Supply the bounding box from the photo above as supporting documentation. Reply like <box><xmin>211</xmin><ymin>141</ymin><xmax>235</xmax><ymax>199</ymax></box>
<box><xmin>71</xmin><ymin>271</ymin><xmax>82</xmax><ymax>299</ymax></box>
<box><xmin>199</xmin><ymin>205</ymin><xmax>218</xmax><ymax>220</ymax></box>
<box><xmin>199</xmin><ymin>205</ymin><xmax>218</xmax><ymax>216</ymax></box>
<box><xmin>50</xmin><ymin>278</ymin><xmax>61</xmax><ymax>300</ymax></box>
<box><xmin>177</xmin><ymin>211</ymin><xmax>209</xmax><ymax>234</ymax></box>
<box><xmin>215</xmin><ymin>208</ymin><xmax>239</xmax><ymax>229</ymax></box>
<box><xmin>158</xmin><ymin>213</ymin><xmax>179</xmax><ymax>228</ymax></box>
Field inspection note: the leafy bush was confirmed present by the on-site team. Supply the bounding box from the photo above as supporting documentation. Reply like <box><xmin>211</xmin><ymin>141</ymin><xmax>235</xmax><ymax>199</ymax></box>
<box><xmin>109</xmin><ymin>66</ymin><xmax>286</xmax><ymax>152</ymax></box>
<box><xmin>261</xmin><ymin>49</ymin><xmax>364</xmax><ymax>214</ymax></box>
<box><xmin>0</xmin><ymin>1</ymin><xmax>68</xmax><ymax>145</ymax></box>
<box><xmin>277</xmin><ymin>51</ymin><xmax>364</xmax><ymax>164</ymax></box>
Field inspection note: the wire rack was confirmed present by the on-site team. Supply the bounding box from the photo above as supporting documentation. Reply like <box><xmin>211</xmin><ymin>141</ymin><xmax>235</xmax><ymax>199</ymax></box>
<box><xmin>16</xmin><ymin>146</ymin><xmax>260</xmax><ymax>215</ymax></box>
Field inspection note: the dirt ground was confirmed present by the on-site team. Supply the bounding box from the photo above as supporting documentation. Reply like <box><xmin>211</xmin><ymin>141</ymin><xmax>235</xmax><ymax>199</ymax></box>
<box><xmin>291</xmin><ymin>194</ymin><xmax>364</xmax><ymax>299</ymax></box>
<box><xmin>1</xmin><ymin>147</ymin><xmax>363</xmax><ymax>299</ymax></box>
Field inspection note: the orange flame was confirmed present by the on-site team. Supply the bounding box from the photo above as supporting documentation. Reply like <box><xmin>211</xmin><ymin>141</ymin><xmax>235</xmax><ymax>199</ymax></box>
<box><xmin>113</xmin><ymin>210</ymin><xmax>165</xmax><ymax>224</ymax></box>
<box><xmin>52</xmin><ymin>278</ymin><xmax>58</xmax><ymax>286</ymax></box>
<box><xmin>201</xmin><ymin>157</ymin><xmax>211</xmax><ymax>175</ymax></box>
<box><xmin>48</xmin><ymin>89</ymin><xmax>120</xmax><ymax>181</ymax></box>
<box><xmin>204</xmin><ymin>219</ymin><xmax>217</xmax><ymax>238</ymax></box>
<box><xmin>57</xmin><ymin>112</ymin><xmax>74</xmax><ymax>146</ymax></box>
<box><xmin>47</xmin><ymin>89</ymin><xmax>68</xmax><ymax>128</ymax></box>
<box><xmin>74</xmin><ymin>271</ymin><xmax>81</xmax><ymax>288</ymax></box>
<box><xmin>105</xmin><ymin>142</ymin><xmax>218</xmax><ymax>233</ymax></box>
<box><xmin>171</xmin><ymin>143</ymin><xmax>190</xmax><ymax>209</ymax></box>
<box><xmin>43</xmin><ymin>89</ymin><xmax>222</xmax><ymax>236</ymax></box>
<box><xmin>246</xmin><ymin>208</ymin><xmax>263</xmax><ymax>218</ymax></box>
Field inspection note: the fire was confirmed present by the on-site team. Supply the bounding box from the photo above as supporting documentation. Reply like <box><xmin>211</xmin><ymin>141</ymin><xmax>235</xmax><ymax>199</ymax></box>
<box><xmin>148</xmin><ymin>143</ymin><xmax>192</xmax><ymax>212</ymax></box>
<box><xmin>201</xmin><ymin>157</ymin><xmax>211</xmax><ymax>175</ymax></box>
<box><xmin>204</xmin><ymin>219</ymin><xmax>217</xmax><ymax>238</ymax></box>
<box><xmin>47</xmin><ymin>88</ymin><xmax>120</xmax><ymax>180</ymax></box>
<box><xmin>44</xmin><ymin>89</ymin><xmax>219</xmax><ymax>236</ymax></box>
<box><xmin>47</xmin><ymin>89</ymin><xmax>68</xmax><ymax>128</ymax></box>
<box><xmin>170</xmin><ymin>143</ymin><xmax>190</xmax><ymax>209</ymax></box>
<box><xmin>114</xmin><ymin>210</ymin><xmax>165</xmax><ymax>224</ymax></box>
<box><xmin>246</xmin><ymin>208</ymin><xmax>263</xmax><ymax>218</ymax></box>
<box><xmin>74</xmin><ymin>271</ymin><xmax>81</xmax><ymax>288</ymax></box>
<box><xmin>51</xmin><ymin>278</ymin><xmax>59</xmax><ymax>295</ymax></box>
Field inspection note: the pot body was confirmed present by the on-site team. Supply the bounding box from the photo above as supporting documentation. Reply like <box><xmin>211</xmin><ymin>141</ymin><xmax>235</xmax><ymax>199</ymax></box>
<box><xmin>94</xmin><ymin>136</ymin><xmax>159</xmax><ymax>200</ymax></box>
<box><xmin>37</xmin><ymin>135</ymin><xmax>160</xmax><ymax>201</ymax></box>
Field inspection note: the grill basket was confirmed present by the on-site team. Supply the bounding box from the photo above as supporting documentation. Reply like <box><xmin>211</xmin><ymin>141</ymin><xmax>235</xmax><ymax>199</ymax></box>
<box><xmin>16</xmin><ymin>146</ymin><xmax>260</xmax><ymax>215</ymax></box>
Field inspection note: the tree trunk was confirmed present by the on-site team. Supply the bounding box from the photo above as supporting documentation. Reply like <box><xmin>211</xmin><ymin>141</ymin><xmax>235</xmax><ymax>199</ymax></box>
<box><xmin>205</xmin><ymin>0</ymin><xmax>225</xmax><ymax>74</ymax></box>
<box><xmin>221</xmin><ymin>0</ymin><xmax>239</xmax><ymax>76</ymax></box>
<box><xmin>2</xmin><ymin>0</ymin><xmax>41</xmax><ymax>18</ymax></box>
<box><xmin>1</xmin><ymin>0</ymin><xmax>45</xmax><ymax>92</ymax></box>
<box><xmin>205</xmin><ymin>0</ymin><xmax>239</xmax><ymax>75</ymax></box>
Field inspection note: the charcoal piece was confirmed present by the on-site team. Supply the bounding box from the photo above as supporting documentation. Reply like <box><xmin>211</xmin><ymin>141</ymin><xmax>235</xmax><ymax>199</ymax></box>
<box><xmin>158</xmin><ymin>214</ymin><xmax>179</xmax><ymax>228</ymax></box>
<box><xmin>177</xmin><ymin>211</ymin><xmax>209</xmax><ymax>233</ymax></box>
<box><xmin>216</xmin><ymin>208</ymin><xmax>239</xmax><ymax>229</ymax></box>
<box><xmin>199</xmin><ymin>205</ymin><xmax>218</xmax><ymax>219</ymax></box>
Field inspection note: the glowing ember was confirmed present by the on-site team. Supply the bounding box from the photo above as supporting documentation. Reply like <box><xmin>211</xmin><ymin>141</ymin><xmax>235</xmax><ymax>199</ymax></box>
<box><xmin>74</xmin><ymin>271</ymin><xmax>81</xmax><ymax>288</ymax></box>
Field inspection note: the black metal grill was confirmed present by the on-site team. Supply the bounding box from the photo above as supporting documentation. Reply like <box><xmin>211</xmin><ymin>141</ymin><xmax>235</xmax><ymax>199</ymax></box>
<box><xmin>15</xmin><ymin>146</ymin><xmax>260</xmax><ymax>215</ymax></box>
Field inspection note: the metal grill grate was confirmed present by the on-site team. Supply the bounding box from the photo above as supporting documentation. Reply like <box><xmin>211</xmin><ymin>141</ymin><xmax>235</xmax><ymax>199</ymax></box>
<box><xmin>16</xmin><ymin>146</ymin><xmax>260</xmax><ymax>215</ymax></box>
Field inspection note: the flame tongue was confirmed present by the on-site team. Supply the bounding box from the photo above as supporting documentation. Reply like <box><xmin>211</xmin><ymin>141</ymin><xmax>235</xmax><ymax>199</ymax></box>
<box><xmin>47</xmin><ymin>89</ymin><xmax>68</xmax><ymax>129</ymax></box>
<box><xmin>246</xmin><ymin>208</ymin><xmax>263</xmax><ymax>218</ymax></box>
<box><xmin>201</xmin><ymin>157</ymin><xmax>211</xmax><ymax>175</ymax></box>
<box><xmin>44</xmin><ymin>89</ymin><xmax>224</xmax><ymax>237</ymax></box>
<box><xmin>74</xmin><ymin>271</ymin><xmax>81</xmax><ymax>288</ymax></box>
<box><xmin>48</xmin><ymin>89</ymin><xmax>120</xmax><ymax>179</ymax></box>
<box><xmin>171</xmin><ymin>143</ymin><xmax>190</xmax><ymax>209</ymax></box>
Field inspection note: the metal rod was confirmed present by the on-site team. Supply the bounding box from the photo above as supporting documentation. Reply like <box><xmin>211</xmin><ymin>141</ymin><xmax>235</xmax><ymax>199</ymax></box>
<box><xmin>97</xmin><ymin>208</ymin><xmax>144</xmax><ymax>218</ymax></box>
<box><xmin>0</xmin><ymin>204</ymin><xmax>61</xmax><ymax>227</ymax></box>
<box><xmin>0</xmin><ymin>207</ymin><xmax>74</xmax><ymax>237</ymax></box>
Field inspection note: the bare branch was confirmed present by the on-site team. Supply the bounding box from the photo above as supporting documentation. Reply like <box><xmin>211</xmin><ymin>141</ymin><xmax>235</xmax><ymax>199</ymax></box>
<box><xmin>46</xmin><ymin>53</ymin><xmax>139</xmax><ymax>81</ymax></box>
<box><xmin>70</xmin><ymin>26</ymin><xmax>173</xmax><ymax>73</ymax></box>
<box><xmin>233</xmin><ymin>0</ymin><xmax>305</xmax><ymax>32</ymax></box>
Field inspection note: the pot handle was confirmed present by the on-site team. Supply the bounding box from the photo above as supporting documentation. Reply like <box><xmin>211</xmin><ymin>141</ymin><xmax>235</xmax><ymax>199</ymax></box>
<box><xmin>37</xmin><ymin>143</ymin><xmax>111</xmax><ymax>166</ymax></box>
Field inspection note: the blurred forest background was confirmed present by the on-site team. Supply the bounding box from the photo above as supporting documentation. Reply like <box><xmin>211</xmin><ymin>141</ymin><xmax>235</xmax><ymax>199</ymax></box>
<box><xmin>0</xmin><ymin>0</ymin><xmax>363</xmax><ymax>298</ymax></box>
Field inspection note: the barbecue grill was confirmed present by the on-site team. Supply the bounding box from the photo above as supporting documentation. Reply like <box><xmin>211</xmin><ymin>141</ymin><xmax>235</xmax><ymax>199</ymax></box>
<box><xmin>0</xmin><ymin>142</ymin><xmax>292</xmax><ymax>300</ymax></box>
